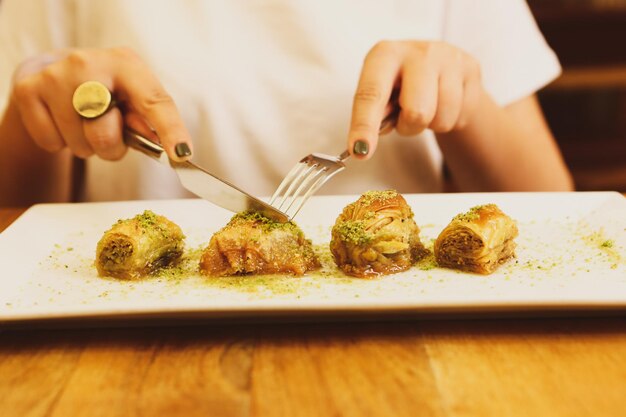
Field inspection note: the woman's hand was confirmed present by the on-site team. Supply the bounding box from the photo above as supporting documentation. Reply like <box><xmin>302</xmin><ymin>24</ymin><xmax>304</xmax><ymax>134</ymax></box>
<box><xmin>348</xmin><ymin>41</ymin><xmax>482</xmax><ymax>158</ymax></box>
<box><xmin>10</xmin><ymin>47</ymin><xmax>192</xmax><ymax>161</ymax></box>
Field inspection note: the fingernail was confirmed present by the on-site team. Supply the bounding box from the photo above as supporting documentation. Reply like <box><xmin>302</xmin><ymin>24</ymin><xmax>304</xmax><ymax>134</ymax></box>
<box><xmin>175</xmin><ymin>142</ymin><xmax>192</xmax><ymax>158</ymax></box>
<box><xmin>353</xmin><ymin>140</ymin><xmax>369</xmax><ymax>156</ymax></box>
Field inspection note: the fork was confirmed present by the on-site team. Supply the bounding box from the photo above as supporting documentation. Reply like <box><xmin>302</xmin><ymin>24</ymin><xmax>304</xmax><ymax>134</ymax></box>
<box><xmin>269</xmin><ymin>108</ymin><xmax>399</xmax><ymax>219</ymax></box>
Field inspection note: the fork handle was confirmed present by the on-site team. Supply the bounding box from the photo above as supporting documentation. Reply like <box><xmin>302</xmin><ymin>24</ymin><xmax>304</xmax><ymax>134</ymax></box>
<box><xmin>339</xmin><ymin>149</ymin><xmax>351</xmax><ymax>161</ymax></box>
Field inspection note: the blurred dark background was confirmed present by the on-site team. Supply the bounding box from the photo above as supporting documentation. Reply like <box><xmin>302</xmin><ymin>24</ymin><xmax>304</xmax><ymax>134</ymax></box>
<box><xmin>528</xmin><ymin>0</ymin><xmax>626</xmax><ymax>191</ymax></box>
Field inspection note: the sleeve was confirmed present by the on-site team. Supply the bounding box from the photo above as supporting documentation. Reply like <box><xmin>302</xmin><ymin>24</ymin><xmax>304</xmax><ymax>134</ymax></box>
<box><xmin>442</xmin><ymin>0</ymin><xmax>561</xmax><ymax>106</ymax></box>
<box><xmin>0</xmin><ymin>0</ymin><xmax>75</xmax><ymax>115</ymax></box>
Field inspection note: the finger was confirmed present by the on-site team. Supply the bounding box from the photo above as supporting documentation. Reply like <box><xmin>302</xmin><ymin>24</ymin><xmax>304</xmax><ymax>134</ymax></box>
<box><xmin>12</xmin><ymin>53</ymin><xmax>64</xmax><ymax>84</ymax></box>
<box><xmin>41</xmin><ymin>80</ymin><xmax>93</xmax><ymax>159</ymax></box>
<box><xmin>396</xmin><ymin>58</ymin><xmax>438</xmax><ymax>136</ymax></box>
<box><xmin>430</xmin><ymin>70</ymin><xmax>463</xmax><ymax>133</ymax></box>
<box><xmin>456</xmin><ymin>71</ymin><xmax>482</xmax><ymax>130</ymax></box>
<box><xmin>83</xmin><ymin>107</ymin><xmax>126</xmax><ymax>161</ymax></box>
<box><xmin>348</xmin><ymin>42</ymin><xmax>402</xmax><ymax>160</ymax></box>
<box><xmin>124</xmin><ymin>112</ymin><xmax>160</xmax><ymax>143</ymax></box>
<box><xmin>378</xmin><ymin>98</ymin><xmax>400</xmax><ymax>135</ymax></box>
<box><xmin>379</xmin><ymin>124</ymin><xmax>395</xmax><ymax>135</ymax></box>
<box><xmin>112</xmin><ymin>52</ymin><xmax>192</xmax><ymax>161</ymax></box>
<box><xmin>12</xmin><ymin>82</ymin><xmax>65</xmax><ymax>152</ymax></box>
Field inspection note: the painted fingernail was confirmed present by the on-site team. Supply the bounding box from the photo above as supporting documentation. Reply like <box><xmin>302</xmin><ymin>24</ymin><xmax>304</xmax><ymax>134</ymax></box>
<box><xmin>175</xmin><ymin>142</ymin><xmax>192</xmax><ymax>158</ymax></box>
<box><xmin>353</xmin><ymin>140</ymin><xmax>369</xmax><ymax>156</ymax></box>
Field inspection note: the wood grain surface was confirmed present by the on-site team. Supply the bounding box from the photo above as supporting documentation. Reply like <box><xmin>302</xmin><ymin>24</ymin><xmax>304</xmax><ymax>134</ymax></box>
<box><xmin>1</xmin><ymin>207</ymin><xmax>625</xmax><ymax>417</ymax></box>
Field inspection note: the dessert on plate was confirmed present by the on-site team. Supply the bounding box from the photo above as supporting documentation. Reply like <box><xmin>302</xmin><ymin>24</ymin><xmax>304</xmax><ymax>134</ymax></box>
<box><xmin>330</xmin><ymin>190</ymin><xmax>428</xmax><ymax>277</ymax></box>
<box><xmin>434</xmin><ymin>204</ymin><xmax>518</xmax><ymax>274</ymax></box>
<box><xmin>199</xmin><ymin>211</ymin><xmax>319</xmax><ymax>277</ymax></box>
<box><xmin>95</xmin><ymin>210</ymin><xmax>185</xmax><ymax>279</ymax></box>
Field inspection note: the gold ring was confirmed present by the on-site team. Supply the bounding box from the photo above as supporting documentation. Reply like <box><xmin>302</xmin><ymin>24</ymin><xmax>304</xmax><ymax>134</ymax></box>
<box><xmin>72</xmin><ymin>81</ymin><xmax>113</xmax><ymax>119</ymax></box>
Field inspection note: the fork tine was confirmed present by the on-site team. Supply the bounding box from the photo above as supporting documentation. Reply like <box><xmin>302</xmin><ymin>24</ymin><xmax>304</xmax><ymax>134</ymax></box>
<box><xmin>269</xmin><ymin>162</ymin><xmax>308</xmax><ymax>205</ymax></box>
<box><xmin>282</xmin><ymin>166</ymin><xmax>328</xmax><ymax>214</ymax></box>
<box><xmin>270</xmin><ymin>150</ymin><xmax>350</xmax><ymax>220</ymax></box>
<box><xmin>270</xmin><ymin>106</ymin><xmax>396</xmax><ymax>218</ymax></box>
<box><xmin>285</xmin><ymin>166</ymin><xmax>346</xmax><ymax>218</ymax></box>
<box><xmin>284</xmin><ymin>172</ymin><xmax>329</xmax><ymax>218</ymax></box>
<box><xmin>274</xmin><ymin>163</ymin><xmax>319</xmax><ymax>210</ymax></box>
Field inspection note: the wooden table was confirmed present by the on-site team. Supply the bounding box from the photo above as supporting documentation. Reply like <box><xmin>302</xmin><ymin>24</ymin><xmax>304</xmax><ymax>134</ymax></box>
<box><xmin>1</xmin><ymin>207</ymin><xmax>625</xmax><ymax>417</ymax></box>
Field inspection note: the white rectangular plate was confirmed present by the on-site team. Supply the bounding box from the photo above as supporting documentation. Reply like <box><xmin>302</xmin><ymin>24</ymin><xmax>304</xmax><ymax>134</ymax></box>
<box><xmin>1</xmin><ymin>192</ymin><xmax>625</xmax><ymax>324</ymax></box>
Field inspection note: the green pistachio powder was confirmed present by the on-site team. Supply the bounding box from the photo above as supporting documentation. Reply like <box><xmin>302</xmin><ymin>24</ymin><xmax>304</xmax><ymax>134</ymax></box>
<box><xmin>230</xmin><ymin>210</ymin><xmax>300</xmax><ymax>233</ymax></box>
<box><xmin>452</xmin><ymin>204</ymin><xmax>491</xmax><ymax>223</ymax></box>
<box><xmin>334</xmin><ymin>190</ymin><xmax>400</xmax><ymax>245</ymax></box>
<box><xmin>137</xmin><ymin>210</ymin><xmax>178</xmax><ymax>239</ymax></box>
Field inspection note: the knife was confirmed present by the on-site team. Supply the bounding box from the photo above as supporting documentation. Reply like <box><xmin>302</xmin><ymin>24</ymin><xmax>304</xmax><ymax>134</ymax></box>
<box><xmin>123</xmin><ymin>129</ymin><xmax>289</xmax><ymax>223</ymax></box>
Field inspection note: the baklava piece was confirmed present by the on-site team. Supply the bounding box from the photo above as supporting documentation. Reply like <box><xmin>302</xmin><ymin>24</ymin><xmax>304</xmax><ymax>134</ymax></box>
<box><xmin>96</xmin><ymin>210</ymin><xmax>185</xmax><ymax>279</ymax></box>
<box><xmin>199</xmin><ymin>211</ymin><xmax>319</xmax><ymax>277</ymax></box>
<box><xmin>330</xmin><ymin>190</ymin><xmax>428</xmax><ymax>277</ymax></box>
<box><xmin>434</xmin><ymin>204</ymin><xmax>518</xmax><ymax>274</ymax></box>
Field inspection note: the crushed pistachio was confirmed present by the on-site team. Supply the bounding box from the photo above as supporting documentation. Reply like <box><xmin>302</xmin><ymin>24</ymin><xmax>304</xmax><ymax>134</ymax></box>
<box><xmin>333</xmin><ymin>190</ymin><xmax>410</xmax><ymax>247</ymax></box>
<box><xmin>601</xmin><ymin>240</ymin><xmax>614</xmax><ymax>248</ymax></box>
<box><xmin>128</xmin><ymin>210</ymin><xmax>180</xmax><ymax>239</ymax></box>
<box><xmin>359</xmin><ymin>190</ymin><xmax>398</xmax><ymax>206</ymax></box>
<box><xmin>580</xmin><ymin>228</ymin><xmax>622</xmax><ymax>266</ymax></box>
<box><xmin>135</xmin><ymin>210</ymin><xmax>159</xmax><ymax>228</ymax></box>
<box><xmin>335</xmin><ymin>220</ymin><xmax>372</xmax><ymax>245</ymax></box>
<box><xmin>229</xmin><ymin>210</ymin><xmax>299</xmax><ymax>233</ymax></box>
<box><xmin>155</xmin><ymin>246</ymin><xmax>203</xmax><ymax>280</ymax></box>
<box><xmin>416</xmin><ymin>253</ymin><xmax>438</xmax><ymax>271</ymax></box>
<box><xmin>453</xmin><ymin>204</ymin><xmax>493</xmax><ymax>223</ymax></box>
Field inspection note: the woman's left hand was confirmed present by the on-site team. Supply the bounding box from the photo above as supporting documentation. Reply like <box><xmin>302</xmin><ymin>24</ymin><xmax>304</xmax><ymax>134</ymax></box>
<box><xmin>348</xmin><ymin>40</ymin><xmax>483</xmax><ymax>158</ymax></box>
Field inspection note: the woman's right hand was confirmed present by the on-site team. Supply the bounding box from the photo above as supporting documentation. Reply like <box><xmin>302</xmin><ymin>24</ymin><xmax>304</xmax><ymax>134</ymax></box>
<box><xmin>10</xmin><ymin>47</ymin><xmax>193</xmax><ymax>161</ymax></box>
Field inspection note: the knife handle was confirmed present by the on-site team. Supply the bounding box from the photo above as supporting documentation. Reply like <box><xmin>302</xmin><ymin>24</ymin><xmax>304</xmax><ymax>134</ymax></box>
<box><xmin>123</xmin><ymin>129</ymin><xmax>166</xmax><ymax>162</ymax></box>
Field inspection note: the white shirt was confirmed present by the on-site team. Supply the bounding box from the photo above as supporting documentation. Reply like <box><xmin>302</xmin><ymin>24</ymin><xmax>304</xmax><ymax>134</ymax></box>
<box><xmin>0</xmin><ymin>0</ymin><xmax>560</xmax><ymax>201</ymax></box>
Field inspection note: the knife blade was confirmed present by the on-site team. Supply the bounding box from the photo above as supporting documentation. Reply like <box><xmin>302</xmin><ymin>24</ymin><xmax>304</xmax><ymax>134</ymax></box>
<box><xmin>123</xmin><ymin>129</ymin><xmax>289</xmax><ymax>223</ymax></box>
